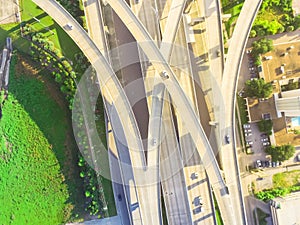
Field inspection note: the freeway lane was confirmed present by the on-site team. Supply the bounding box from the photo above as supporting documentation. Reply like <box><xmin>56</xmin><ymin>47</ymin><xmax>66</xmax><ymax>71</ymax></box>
<box><xmin>105</xmin><ymin>0</ymin><xmax>226</xmax><ymax>192</ymax></box>
<box><xmin>105</xmin><ymin>1</ymin><xmax>240</xmax><ymax>225</ymax></box>
<box><xmin>221</xmin><ymin>0</ymin><xmax>263</xmax><ymax>225</ymax></box>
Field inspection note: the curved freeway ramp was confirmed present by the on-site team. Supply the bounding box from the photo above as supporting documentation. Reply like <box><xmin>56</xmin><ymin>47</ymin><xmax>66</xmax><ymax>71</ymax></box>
<box><xmin>31</xmin><ymin>0</ymin><xmax>162</xmax><ymax>225</ymax></box>
<box><xmin>105</xmin><ymin>1</ymin><xmax>239</xmax><ymax>225</ymax></box>
<box><xmin>221</xmin><ymin>0</ymin><xmax>263</xmax><ymax>225</ymax></box>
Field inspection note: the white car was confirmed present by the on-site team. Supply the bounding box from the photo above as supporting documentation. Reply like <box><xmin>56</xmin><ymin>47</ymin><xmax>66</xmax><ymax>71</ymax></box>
<box><xmin>256</xmin><ymin>160</ymin><xmax>262</xmax><ymax>168</ymax></box>
<box><xmin>243</xmin><ymin>124</ymin><xmax>251</xmax><ymax>129</ymax></box>
<box><xmin>160</xmin><ymin>70</ymin><xmax>169</xmax><ymax>79</ymax></box>
<box><xmin>245</xmin><ymin>132</ymin><xmax>252</xmax><ymax>137</ymax></box>
<box><xmin>66</xmin><ymin>23</ymin><xmax>74</xmax><ymax>30</ymax></box>
<box><xmin>247</xmin><ymin>141</ymin><xmax>253</xmax><ymax>145</ymax></box>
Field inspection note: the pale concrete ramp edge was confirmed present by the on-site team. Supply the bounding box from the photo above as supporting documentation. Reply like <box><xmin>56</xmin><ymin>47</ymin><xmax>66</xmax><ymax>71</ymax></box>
<box><xmin>221</xmin><ymin>0</ymin><xmax>263</xmax><ymax>225</ymax></box>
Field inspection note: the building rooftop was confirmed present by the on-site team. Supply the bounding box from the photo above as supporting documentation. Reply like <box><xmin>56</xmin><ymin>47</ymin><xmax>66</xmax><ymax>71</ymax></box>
<box><xmin>270</xmin><ymin>191</ymin><xmax>300</xmax><ymax>225</ymax></box>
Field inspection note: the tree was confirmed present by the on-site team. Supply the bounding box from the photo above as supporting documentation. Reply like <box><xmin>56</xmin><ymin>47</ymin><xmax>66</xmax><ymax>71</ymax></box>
<box><xmin>258</xmin><ymin>119</ymin><xmax>273</xmax><ymax>135</ymax></box>
<box><xmin>265</xmin><ymin>144</ymin><xmax>295</xmax><ymax>162</ymax></box>
<box><xmin>245</xmin><ymin>78</ymin><xmax>273</xmax><ymax>98</ymax></box>
<box><xmin>252</xmin><ymin>38</ymin><xmax>274</xmax><ymax>56</ymax></box>
<box><xmin>250</xmin><ymin>30</ymin><xmax>257</xmax><ymax>38</ymax></box>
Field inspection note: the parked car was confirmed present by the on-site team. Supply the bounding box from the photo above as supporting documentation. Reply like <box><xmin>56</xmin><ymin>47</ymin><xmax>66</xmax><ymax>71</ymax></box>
<box><xmin>243</xmin><ymin>124</ymin><xmax>251</xmax><ymax>129</ymax></box>
<box><xmin>245</xmin><ymin>132</ymin><xmax>252</xmax><ymax>137</ymax></box>
<box><xmin>265</xmin><ymin>161</ymin><xmax>270</xmax><ymax>167</ymax></box>
<box><xmin>247</xmin><ymin>141</ymin><xmax>253</xmax><ymax>145</ymax></box>
<box><xmin>263</xmin><ymin>142</ymin><xmax>270</xmax><ymax>146</ymax></box>
<box><xmin>261</xmin><ymin>138</ymin><xmax>268</xmax><ymax>142</ymax></box>
<box><xmin>256</xmin><ymin>160</ymin><xmax>262</xmax><ymax>168</ymax></box>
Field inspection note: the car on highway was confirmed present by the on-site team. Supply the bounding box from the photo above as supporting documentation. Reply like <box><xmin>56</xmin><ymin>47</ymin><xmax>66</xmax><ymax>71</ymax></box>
<box><xmin>66</xmin><ymin>23</ymin><xmax>74</xmax><ymax>30</ymax></box>
<box><xmin>225</xmin><ymin>134</ymin><xmax>230</xmax><ymax>144</ymax></box>
<box><xmin>152</xmin><ymin>138</ymin><xmax>157</xmax><ymax>146</ymax></box>
<box><xmin>117</xmin><ymin>194</ymin><xmax>122</xmax><ymax>201</ymax></box>
<box><xmin>160</xmin><ymin>70</ymin><xmax>169</xmax><ymax>79</ymax></box>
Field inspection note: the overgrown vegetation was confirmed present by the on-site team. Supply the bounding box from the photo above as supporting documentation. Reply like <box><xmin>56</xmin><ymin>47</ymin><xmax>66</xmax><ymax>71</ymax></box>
<box><xmin>221</xmin><ymin>0</ymin><xmax>300</xmax><ymax>39</ymax></box>
<box><xmin>244</xmin><ymin>78</ymin><xmax>273</xmax><ymax>98</ymax></box>
<box><xmin>255</xmin><ymin>169</ymin><xmax>300</xmax><ymax>201</ymax></box>
<box><xmin>0</xmin><ymin>54</ymin><xmax>85</xmax><ymax>224</ymax></box>
<box><xmin>265</xmin><ymin>144</ymin><xmax>295</xmax><ymax>162</ymax></box>
<box><xmin>251</xmin><ymin>0</ymin><xmax>300</xmax><ymax>37</ymax></box>
<box><xmin>273</xmin><ymin>170</ymin><xmax>300</xmax><ymax>188</ymax></box>
<box><xmin>21</xmin><ymin>23</ymin><xmax>89</xmax><ymax>107</ymax></box>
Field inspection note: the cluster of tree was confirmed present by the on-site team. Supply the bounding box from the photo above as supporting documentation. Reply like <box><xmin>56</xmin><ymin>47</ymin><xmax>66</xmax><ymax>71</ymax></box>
<box><xmin>250</xmin><ymin>0</ymin><xmax>300</xmax><ymax>37</ymax></box>
<box><xmin>21</xmin><ymin>23</ymin><xmax>89</xmax><ymax>108</ymax></box>
<box><xmin>244</xmin><ymin>78</ymin><xmax>273</xmax><ymax>98</ymax></box>
<box><xmin>265</xmin><ymin>144</ymin><xmax>295</xmax><ymax>162</ymax></box>
<box><xmin>258</xmin><ymin>119</ymin><xmax>273</xmax><ymax>135</ymax></box>
<box><xmin>78</xmin><ymin>156</ymin><xmax>107</xmax><ymax>217</ymax></box>
<box><xmin>251</xmin><ymin>38</ymin><xmax>274</xmax><ymax>65</ymax></box>
<box><xmin>256</xmin><ymin>185</ymin><xmax>300</xmax><ymax>201</ymax></box>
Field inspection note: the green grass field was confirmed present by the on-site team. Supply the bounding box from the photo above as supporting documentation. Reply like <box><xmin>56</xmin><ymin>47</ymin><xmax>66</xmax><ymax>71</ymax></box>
<box><xmin>273</xmin><ymin>170</ymin><xmax>300</xmax><ymax>189</ymax></box>
<box><xmin>0</xmin><ymin>54</ymin><xmax>85</xmax><ymax>224</ymax></box>
<box><xmin>0</xmin><ymin>0</ymin><xmax>80</xmax><ymax>62</ymax></box>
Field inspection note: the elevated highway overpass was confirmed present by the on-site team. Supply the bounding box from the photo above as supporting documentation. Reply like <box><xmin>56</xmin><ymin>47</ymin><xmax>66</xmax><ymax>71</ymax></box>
<box><xmin>105</xmin><ymin>1</ymin><xmax>240</xmax><ymax>225</ymax></box>
<box><xmin>221</xmin><ymin>0</ymin><xmax>263</xmax><ymax>225</ymax></box>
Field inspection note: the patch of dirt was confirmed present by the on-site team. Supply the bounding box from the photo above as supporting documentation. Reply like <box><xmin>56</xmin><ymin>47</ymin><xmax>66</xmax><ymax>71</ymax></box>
<box><xmin>275</xmin><ymin>128</ymin><xmax>300</xmax><ymax>146</ymax></box>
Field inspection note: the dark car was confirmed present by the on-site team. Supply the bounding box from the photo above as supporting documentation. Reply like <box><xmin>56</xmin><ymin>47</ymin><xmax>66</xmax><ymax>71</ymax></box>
<box><xmin>117</xmin><ymin>194</ymin><xmax>122</xmax><ymax>201</ymax></box>
<box><xmin>265</xmin><ymin>161</ymin><xmax>270</xmax><ymax>167</ymax></box>
<box><xmin>225</xmin><ymin>134</ymin><xmax>230</xmax><ymax>144</ymax></box>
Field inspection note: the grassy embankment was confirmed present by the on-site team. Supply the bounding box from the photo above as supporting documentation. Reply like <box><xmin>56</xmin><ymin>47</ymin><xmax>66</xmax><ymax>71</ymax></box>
<box><xmin>0</xmin><ymin>54</ymin><xmax>85</xmax><ymax>224</ymax></box>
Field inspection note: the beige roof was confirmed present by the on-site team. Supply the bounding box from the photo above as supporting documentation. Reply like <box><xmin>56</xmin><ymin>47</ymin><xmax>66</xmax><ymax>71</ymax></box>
<box><xmin>293</xmin><ymin>0</ymin><xmax>300</xmax><ymax>16</ymax></box>
<box><xmin>270</xmin><ymin>192</ymin><xmax>300</xmax><ymax>225</ymax></box>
